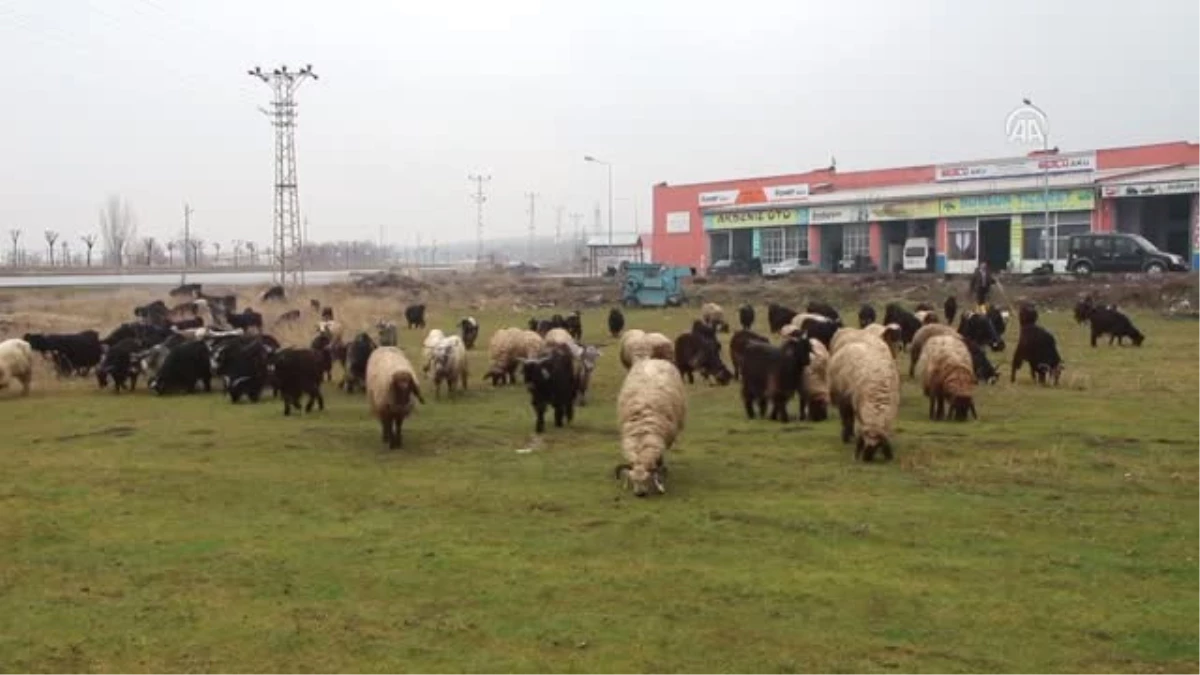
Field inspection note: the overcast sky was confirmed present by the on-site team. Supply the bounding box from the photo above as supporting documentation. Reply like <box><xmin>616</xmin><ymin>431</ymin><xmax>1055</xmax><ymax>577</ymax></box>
<box><xmin>1</xmin><ymin>0</ymin><xmax>1196</xmax><ymax>251</ymax></box>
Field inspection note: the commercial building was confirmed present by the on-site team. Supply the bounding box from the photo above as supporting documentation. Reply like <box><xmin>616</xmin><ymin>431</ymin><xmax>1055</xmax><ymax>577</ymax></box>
<box><xmin>651</xmin><ymin>141</ymin><xmax>1199</xmax><ymax>273</ymax></box>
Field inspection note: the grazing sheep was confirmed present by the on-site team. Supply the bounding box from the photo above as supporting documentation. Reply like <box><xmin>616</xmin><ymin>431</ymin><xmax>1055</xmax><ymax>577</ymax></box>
<box><xmin>1011</xmin><ymin>324</ymin><xmax>1065</xmax><ymax>386</ymax></box>
<box><xmin>829</xmin><ymin>337</ymin><xmax>901</xmax><ymax>462</ymax></box>
<box><xmin>882</xmin><ymin>303</ymin><xmax>922</xmax><ymax>351</ymax></box>
<box><xmin>858</xmin><ymin>304</ymin><xmax>876</xmax><ymax>328</ymax></box>
<box><xmin>376</xmin><ymin>320</ymin><xmax>398</xmax><ymax>347</ymax></box>
<box><xmin>738</xmin><ymin>303</ymin><xmax>755</xmax><ymax>330</ymax></box>
<box><xmin>430</xmin><ymin>335</ymin><xmax>469</xmax><ymax>399</ymax></box>
<box><xmin>673</xmin><ymin>332</ymin><xmax>732</xmax><ymax>385</ymax></box>
<box><xmin>1088</xmin><ymin>307</ymin><xmax>1145</xmax><ymax>347</ymax></box>
<box><xmin>459</xmin><ymin>316</ymin><xmax>480</xmax><ymax>350</ymax></box>
<box><xmin>619</xmin><ymin>330</ymin><xmax>674</xmax><ymax>369</ymax></box>
<box><xmin>614</xmin><ymin>358</ymin><xmax>687</xmax><ymax>497</ymax></box>
<box><xmin>943</xmin><ymin>296</ymin><xmax>958</xmax><ymax>324</ymax></box>
<box><xmin>801</xmin><ymin>338</ymin><xmax>830</xmax><ymax>422</ymax></box>
<box><xmin>916</xmin><ymin>335</ymin><xmax>978</xmax><ymax>421</ymax></box>
<box><xmin>366</xmin><ymin>347</ymin><xmax>425</xmax><ymax>449</ymax></box>
<box><xmin>830</xmin><ymin>326</ymin><xmax>893</xmax><ymax>359</ymax></box>
<box><xmin>863</xmin><ymin>322</ymin><xmax>902</xmax><ymax>357</ymax></box>
<box><xmin>405</xmin><ymin>304</ymin><xmax>427</xmax><ymax>329</ymax></box>
<box><xmin>729</xmin><ymin>329</ymin><xmax>769</xmax><ymax>380</ymax></box>
<box><xmin>701</xmin><ymin>302</ymin><xmax>729</xmax><ymax>332</ymax></box>
<box><xmin>0</xmin><ymin>338</ymin><xmax>34</xmax><ymax>396</ymax></box>
<box><xmin>908</xmin><ymin>323</ymin><xmax>959</xmax><ymax>377</ymax></box>
<box><xmin>607</xmin><ymin>308</ymin><xmax>625</xmax><ymax>338</ymax></box>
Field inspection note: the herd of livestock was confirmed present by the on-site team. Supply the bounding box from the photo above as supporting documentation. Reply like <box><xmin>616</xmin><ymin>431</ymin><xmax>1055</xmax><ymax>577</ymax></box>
<box><xmin>0</xmin><ymin>282</ymin><xmax>1149</xmax><ymax>497</ymax></box>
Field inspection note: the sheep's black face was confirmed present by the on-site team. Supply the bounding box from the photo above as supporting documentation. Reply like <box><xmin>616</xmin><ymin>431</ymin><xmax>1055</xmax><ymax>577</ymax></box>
<box><xmin>809</xmin><ymin>400</ymin><xmax>828</xmax><ymax>422</ymax></box>
<box><xmin>1131</xmin><ymin>333</ymin><xmax>1145</xmax><ymax>347</ymax></box>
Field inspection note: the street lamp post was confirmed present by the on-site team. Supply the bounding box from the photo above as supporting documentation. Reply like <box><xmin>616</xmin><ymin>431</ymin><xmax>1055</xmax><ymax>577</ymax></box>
<box><xmin>1023</xmin><ymin>98</ymin><xmax>1053</xmax><ymax>269</ymax></box>
<box><xmin>584</xmin><ymin>155</ymin><xmax>614</xmax><ymax>245</ymax></box>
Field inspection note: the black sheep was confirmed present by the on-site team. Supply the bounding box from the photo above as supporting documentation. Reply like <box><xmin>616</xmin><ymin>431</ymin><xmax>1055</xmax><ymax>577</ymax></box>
<box><xmin>738</xmin><ymin>303</ymin><xmax>755</xmax><ymax>331</ymax></box>
<box><xmin>767</xmin><ymin>303</ymin><xmax>798</xmax><ymax>334</ymax></box>
<box><xmin>674</xmin><ymin>332</ymin><xmax>732</xmax><ymax>385</ymax></box>
<box><xmin>522</xmin><ymin>346</ymin><xmax>576</xmax><ymax>433</ymax></box>
<box><xmin>739</xmin><ymin>337</ymin><xmax>811</xmax><ymax>422</ymax></box>
<box><xmin>22</xmin><ymin>330</ymin><xmax>103</xmax><ymax>377</ymax></box>
<box><xmin>1088</xmin><ymin>307</ymin><xmax>1145</xmax><ymax>347</ymax></box>
<box><xmin>964</xmin><ymin>341</ymin><xmax>999</xmax><ymax>384</ymax></box>
<box><xmin>460</xmin><ymin>317</ymin><xmax>481</xmax><ymax>349</ymax></box>
<box><xmin>729</xmin><ymin>329</ymin><xmax>769</xmax><ymax>380</ymax></box>
<box><xmin>96</xmin><ymin>337</ymin><xmax>143</xmax><ymax>393</ymax></box>
<box><xmin>405</xmin><ymin>303</ymin><xmax>427</xmax><ymax>329</ymax></box>
<box><xmin>342</xmin><ymin>332</ymin><xmax>377</xmax><ymax>393</ymax></box>
<box><xmin>270</xmin><ymin>348</ymin><xmax>326</xmax><ymax>415</ymax></box>
<box><xmin>1011</xmin><ymin>324</ymin><xmax>1064</xmax><ymax>386</ymax></box>
<box><xmin>883</xmin><ymin>303</ymin><xmax>922</xmax><ymax>350</ymax></box>
<box><xmin>943</xmin><ymin>296</ymin><xmax>958</xmax><ymax>324</ymax></box>
<box><xmin>858</xmin><ymin>304</ymin><xmax>876</xmax><ymax>328</ymax></box>
<box><xmin>607</xmin><ymin>308</ymin><xmax>625</xmax><ymax>338</ymax></box>
<box><xmin>565</xmin><ymin>311</ymin><xmax>583</xmax><ymax>341</ymax></box>
<box><xmin>150</xmin><ymin>340</ymin><xmax>212</xmax><ymax>395</ymax></box>
<box><xmin>805</xmin><ymin>300</ymin><xmax>842</xmax><ymax>326</ymax></box>
<box><xmin>211</xmin><ymin>336</ymin><xmax>270</xmax><ymax>403</ymax></box>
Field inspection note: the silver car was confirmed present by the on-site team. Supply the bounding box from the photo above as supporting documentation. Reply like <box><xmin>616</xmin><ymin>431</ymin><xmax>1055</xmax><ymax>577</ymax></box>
<box><xmin>763</xmin><ymin>258</ymin><xmax>819</xmax><ymax>278</ymax></box>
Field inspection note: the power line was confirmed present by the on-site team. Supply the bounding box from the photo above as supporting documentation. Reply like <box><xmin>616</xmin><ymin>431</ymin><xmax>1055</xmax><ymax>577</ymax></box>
<box><xmin>468</xmin><ymin>173</ymin><xmax>491</xmax><ymax>266</ymax></box>
<box><xmin>248</xmin><ymin>63</ymin><xmax>318</xmax><ymax>288</ymax></box>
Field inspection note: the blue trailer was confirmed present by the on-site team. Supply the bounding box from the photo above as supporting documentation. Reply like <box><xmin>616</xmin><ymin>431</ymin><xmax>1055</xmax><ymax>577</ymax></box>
<box><xmin>619</xmin><ymin>262</ymin><xmax>693</xmax><ymax>308</ymax></box>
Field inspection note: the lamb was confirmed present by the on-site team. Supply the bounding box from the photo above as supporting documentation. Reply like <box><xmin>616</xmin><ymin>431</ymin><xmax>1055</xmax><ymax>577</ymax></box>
<box><xmin>430</xmin><ymin>334</ymin><xmax>469</xmax><ymax>399</ymax></box>
<box><xmin>801</xmin><ymin>338</ymin><xmax>830</xmax><ymax>422</ymax></box>
<box><xmin>366</xmin><ymin>346</ymin><xmax>425</xmax><ymax>449</ymax></box>
<box><xmin>0</xmin><ymin>338</ymin><xmax>34</xmax><ymax>396</ymax></box>
<box><xmin>828</xmin><ymin>337</ymin><xmax>901</xmax><ymax>462</ymax></box>
<box><xmin>614</xmin><ymin>358</ymin><xmax>687</xmax><ymax>497</ymax></box>
<box><xmin>619</xmin><ymin>329</ymin><xmax>675</xmax><ymax>369</ymax></box>
<box><xmin>916</xmin><ymin>335</ymin><xmax>978</xmax><ymax>421</ymax></box>
<box><xmin>484</xmin><ymin>328</ymin><xmax>544</xmax><ymax>385</ymax></box>
<box><xmin>701</xmin><ymin>302</ymin><xmax>729</xmax><ymax>332</ymax></box>
<box><xmin>1088</xmin><ymin>307</ymin><xmax>1145</xmax><ymax>347</ymax></box>
<box><xmin>908</xmin><ymin>323</ymin><xmax>959</xmax><ymax>377</ymax></box>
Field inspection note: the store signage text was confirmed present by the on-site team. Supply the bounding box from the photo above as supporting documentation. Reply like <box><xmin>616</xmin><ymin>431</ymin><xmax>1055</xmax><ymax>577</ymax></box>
<box><xmin>940</xmin><ymin>189</ymin><xmax>1094</xmax><ymax>217</ymax></box>
<box><xmin>1101</xmin><ymin>179</ymin><xmax>1199</xmax><ymax>199</ymax></box>
<box><xmin>698</xmin><ymin>183</ymin><xmax>810</xmax><ymax>207</ymax></box>
<box><xmin>936</xmin><ymin>153</ymin><xmax>1097</xmax><ymax>182</ymax></box>
<box><xmin>704</xmin><ymin>208</ymin><xmax>804</xmax><ymax>230</ymax></box>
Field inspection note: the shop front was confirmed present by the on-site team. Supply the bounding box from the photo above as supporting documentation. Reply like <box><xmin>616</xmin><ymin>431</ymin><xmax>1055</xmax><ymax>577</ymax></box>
<box><xmin>703</xmin><ymin>206</ymin><xmax>808</xmax><ymax>270</ymax></box>
<box><xmin>935</xmin><ymin>188</ymin><xmax>1095</xmax><ymax>273</ymax></box>
<box><xmin>1100</xmin><ymin>175</ymin><xmax>1198</xmax><ymax>262</ymax></box>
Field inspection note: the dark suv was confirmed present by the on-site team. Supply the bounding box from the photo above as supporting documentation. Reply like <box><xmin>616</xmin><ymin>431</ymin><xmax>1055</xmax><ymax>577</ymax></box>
<box><xmin>1066</xmin><ymin>233</ymin><xmax>1188</xmax><ymax>275</ymax></box>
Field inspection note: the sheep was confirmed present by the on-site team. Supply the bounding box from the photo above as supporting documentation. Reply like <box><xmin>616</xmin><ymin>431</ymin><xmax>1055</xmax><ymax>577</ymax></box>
<box><xmin>858</xmin><ymin>304</ymin><xmax>876</xmax><ymax>328</ymax></box>
<box><xmin>366</xmin><ymin>346</ymin><xmax>425</xmax><ymax>449</ymax></box>
<box><xmin>430</xmin><ymin>334</ymin><xmax>469</xmax><ymax>399</ymax></box>
<box><xmin>614</xmin><ymin>358</ymin><xmax>687</xmax><ymax>497</ymax></box>
<box><xmin>0</xmin><ymin>338</ymin><xmax>34</xmax><ymax>396</ymax></box>
<box><xmin>828</xmin><ymin>337</ymin><xmax>901</xmax><ymax>462</ymax></box>
<box><xmin>914</xmin><ymin>310</ymin><xmax>939</xmax><ymax>325</ymax></box>
<box><xmin>767</xmin><ymin>302</ymin><xmax>798</xmax><ymax>333</ymax></box>
<box><xmin>1088</xmin><ymin>307</ymin><xmax>1145</xmax><ymax>347</ymax></box>
<box><xmin>484</xmin><ymin>328</ymin><xmax>543</xmax><ymax>385</ymax></box>
<box><xmin>798</xmin><ymin>338</ymin><xmax>830</xmax><ymax>421</ymax></box>
<box><xmin>619</xmin><ymin>329</ymin><xmax>674</xmax><ymax>369</ymax></box>
<box><xmin>916</xmin><ymin>335</ymin><xmax>978</xmax><ymax>421</ymax></box>
<box><xmin>908</xmin><ymin>323</ymin><xmax>960</xmax><ymax>377</ymax></box>
<box><xmin>376</xmin><ymin>320</ymin><xmax>398</xmax><ymax>347</ymax></box>
<box><xmin>607</xmin><ymin>308</ymin><xmax>625</xmax><ymax>337</ymax></box>
<box><xmin>522</xmin><ymin>345</ymin><xmax>576</xmax><ymax>433</ymax></box>
<box><xmin>830</xmin><ymin>326</ymin><xmax>893</xmax><ymax>358</ymax></box>
<box><xmin>730</xmin><ymin>329</ymin><xmax>769</xmax><ymax>380</ymax></box>
<box><xmin>543</xmin><ymin>327</ymin><xmax>575</xmax><ymax>351</ymax></box>
<box><xmin>789</xmin><ymin>312</ymin><xmax>838</xmax><ymax>348</ymax></box>
<box><xmin>738</xmin><ymin>303</ymin><xmax>754</xmax><ymax>330</ymax></box>
<box><xmin>739</xmin><ymin>337</ymin><xmax>811</xmax><ymax>422</ymax></box>
<box><xmin>342</xmin><ymin>332</ymin><xmax>378</xmax><ymax>394</ymax></box>
<box><xmin>805</xmin><ymin>301</ymin><xmax>842</xmax><ymax>326</ymax></box>
<box><xmin>943</xmin><ymin>296</ymin><xmax>958</xmax><ymax>324</ymax></box>
<box><xmin>421</xmin><ymin>328</ymin><xmax>447</xmax><ymax>373</ymax></box>
<box><xmin>1011</xmin><ymin>324</ymin><xmax>1065</xmax><ymax>386</ymax></box>
<box><xmin>701</xmin><ymin>302</ymin><xmax>729</xmax><ymax>332</ymax></box>
<box><xmin>863</xmin><ymin>322</ymin><xmax>903</xmax><ymax>356</ymax></box>
<box><xmin>459</xmin><ymin>316</ymin><xmax>480</xmax><ymax>349</ymax></box>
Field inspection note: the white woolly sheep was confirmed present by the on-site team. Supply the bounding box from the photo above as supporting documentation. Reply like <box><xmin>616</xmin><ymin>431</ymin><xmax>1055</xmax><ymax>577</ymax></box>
<box><xmin>614</xmin><ymin>358</ymin><xmax>687</xmax><ymax>497</ymax></box>
<box><xmin>916</xmin><ymin>334</ymin><xmax>978</xmax><ymax>422</ymax></box>
<box><xmin>543</xmin><ymin>327</ymin><xmax>575</xmax><ymax>350</ymax></box>
<box><xmin>430</xmin><ymin>334</ymin><xmax>469</xmax><ymax>399</ymax></box>
<box><xmin>484</xmin><ymin>327</ymin><xmax>543</xmax><ymax>385</ymax></box>
<box><xmin>421</xmin><ymin>328</ymin><xmax>447</xmax><ymax>373</ymax></box>
<box><xmin>701</xmin><ymin>302</ymin><xmax>728</xmax><ymax>332</ymax></box>
<box><xmin>830</xmin><ymin>327</ymin><xmax>889</xmax><ymax>358</ymax></box>
<box><xmin>620</xmin><ymin>330</ymin><xmax>675</xmax><ymax>369</ymax></box>
<box><xmin>801</xmin><ymin>338</ymin><xmax>831</xmax><ymax>421</ymax></box>
<box><xmin>908</xmin><ymin>323</ymin><xmax>960</xmax><ymax>378</ymax></box>
<box><xmin>828</xmin><ymin>338</ymin><xmax>901</xmax><ymax>462</ymax></box>
<box><xmin>366</xmin><ymin>346</ymin><xmax>425</xmax><ymax>449</ymax></box>
<box><xmin>0</xmin><ymin>338</ymin><xmax>34</xmax><ymax>396</ymax></box>
<box><xmin>862</xmin><ymin>322</ymin><xmax>903</xmax><ymax>357</ymax></box>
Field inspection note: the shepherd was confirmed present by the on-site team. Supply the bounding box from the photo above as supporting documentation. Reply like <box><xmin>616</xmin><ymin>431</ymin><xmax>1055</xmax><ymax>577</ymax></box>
<box><xmin>969</xmin><ymin>261</ymin><xmax>995</xmax><ymax>313</ymax></box>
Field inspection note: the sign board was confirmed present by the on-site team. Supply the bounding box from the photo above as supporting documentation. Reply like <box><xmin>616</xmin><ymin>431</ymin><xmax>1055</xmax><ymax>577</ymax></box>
<box><xmin>699</xmin><ymin>183</ymin><xmax>810</xmax><ymax>207</ymax></box>
<box><xmin>664</xmin><ymin>211</ymin><xmax>691</xmax><ymax>234</ymax></box>
<box><xmin>936</xmin><ymin>153</ymin><xmax>1097</xmax><ymax>182</ymax></box>
<box><xmin>868</xmin><ymin>199</ymin><xmax>941</xmax><ymax>221</ymax></box>
<box><xmin>809</xmin><ymin>204</ymin><xmax>868</xmax><ymax>224</ymax></box>
<box><xmin>940</xmin><ymin>188</ymin><xmax>1095</xmax><ymax>217</ymax></box>
<box><xmin>1100</xmin><ymin>179</ymin><xmax>1199</xmax><ymax>199</ymax></box>
<box><xmin>704</xmin><ymin>207</ymin><xmax>805</xmax><ymax>230</ymax></box>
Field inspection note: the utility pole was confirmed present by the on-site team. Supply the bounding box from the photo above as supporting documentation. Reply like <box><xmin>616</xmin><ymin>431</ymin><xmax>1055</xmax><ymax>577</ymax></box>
<box><xmin>593</xmin><ymin>202</ymin><xmax>602</xmax><ymax>238</ymax></box>
<box><xmin>569</xmin><ymin>212</ymin><xmax>584</xmax><ymax>270</ymax></box>
<box><xmin>468</xmin><ymin>173</ymin><xmax>491</xmax><ymax>266</ymax></box>
<box><xmin>525</xmin><ymin>192</ymin><xmax>539</xmax><ymax>263</ymax></box>
<box><xmin>248</xmin><ymin>63</ymin><xmax>318</xmax><ymax>288</ymax></box>
<box><xmin>182</xmin><ymin>203</ymin><xmax>194</xmax><ymax>283</ymax></box>
<box><xmin>555</xmin><ymin>205</ymin><xmax>564</xmax><ymax>263</ymax></box>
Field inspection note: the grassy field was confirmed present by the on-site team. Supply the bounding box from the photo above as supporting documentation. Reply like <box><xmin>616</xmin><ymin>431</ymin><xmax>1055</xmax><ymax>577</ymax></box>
<box><xmin>0</xmin><ymin>288</ymin><xmax>1197</xmax><ymax>673</ymax></box>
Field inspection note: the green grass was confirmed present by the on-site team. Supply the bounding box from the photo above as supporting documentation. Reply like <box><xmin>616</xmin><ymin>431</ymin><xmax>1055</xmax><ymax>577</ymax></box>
<box><xmin>1</xmin><ymin>306</ymin><xmax>1196</xmax><ymax>673</ymax></box>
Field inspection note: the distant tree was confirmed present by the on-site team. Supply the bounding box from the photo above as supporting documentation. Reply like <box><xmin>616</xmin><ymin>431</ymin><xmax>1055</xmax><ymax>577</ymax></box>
<box><xmin>142</xmin><ymin>237</ymin><xmax>156</xmax><ymax>266</ymax></box>
<box><xmin>189</xmin><ymin>238</ymin><xmax>204</xmax><ymax>267</ymax></box>
<box><xmin>61</xmin><ymin>240</ymin><xmax>70</xmax><ymax>267</ymax></box>
<box><xmin>166</xmin><ymin>240</ymin><xmax>176</xmax><ymax>266</ymax></box>
<box><xmin>8</xmin><ymin>229</ymin><xmax>21</xmax><ymax>267</ymax></box>
<box><xmin>81</xmin><ymin>234</ymin><xmax>98</xmax><ymax>267</ymax></box>
<box><xmin>245</xmin><ymin>241</ymin><xmax>257</xmax><ymax>266</ymax></box>
<box><xmin>211</xmin><ymin>241</ymin><xmax>221</xmax><ymax>266</ymax></box>
<box><xmin>99</xmin><ymin>194</ymin><xmax>137</xmax><ymax>267</ymax></box>
<box><xmin>44</xmin><ymin>230</ymin><xmax>59</xmax><ymax>266</ymax></box>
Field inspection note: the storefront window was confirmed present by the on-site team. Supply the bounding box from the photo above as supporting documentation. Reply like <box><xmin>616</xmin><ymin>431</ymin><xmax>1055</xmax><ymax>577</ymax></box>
<box><xmin>1023</xmin><ymin>211</ymin><xmax>1090</xmax><ymax>260</ymax></box>
<box><xmin>760</xmin><ymin>226</ymin><xmax>809</xmax><ymax>264</ymax></box>
<box><xmin>843</xmin><ymin>224</ymin><xmax>869</xmax><ymax>260</ymax></box>
<box><xmin>708</xmin><ymin>232</ymin><xmax>731</xmax><ymax>262</ymax></box>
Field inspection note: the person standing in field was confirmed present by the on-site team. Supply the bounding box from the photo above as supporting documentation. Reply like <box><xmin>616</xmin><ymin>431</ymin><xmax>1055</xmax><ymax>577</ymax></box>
<box><xmin>969</xmin><ymin>261</ymin><xmax>994</xmax><ymax>312</ymax></box>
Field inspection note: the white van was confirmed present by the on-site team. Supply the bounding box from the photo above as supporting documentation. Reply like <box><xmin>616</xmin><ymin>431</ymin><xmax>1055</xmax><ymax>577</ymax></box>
<box><xmin>903</xmin><ymin>237</ymin><xmax>934</xmax><ymax>272</ymax></box>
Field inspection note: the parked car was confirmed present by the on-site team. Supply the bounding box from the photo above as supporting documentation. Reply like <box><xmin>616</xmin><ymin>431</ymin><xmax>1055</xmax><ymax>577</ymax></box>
<box><xmin>1066</xmin><ymin>233</ymin><xmax>1188</xmax><ymax>275</ymax></box>
<box><xmin>708</xmin><ymin>258</ymin><xmax>761</xmax><ymax>277</ymax></box>
<box><xmin>763</xmin><ymin>258</ymin><xmax>819</xmax><ymax>278</ymax></box>
<box><xmin>902</xmin><ymin>237</ymin><xmax>935</xmax><ymax>272</ymax></box>
<box><xmin>837</xmin><ymin>255</ymin><xmax>878</xmax><ymax>273</ymax></box>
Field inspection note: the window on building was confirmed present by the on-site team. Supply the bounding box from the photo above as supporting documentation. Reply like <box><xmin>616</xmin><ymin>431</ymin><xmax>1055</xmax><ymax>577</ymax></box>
<box><xmin>795</xmin><ymin>225</ymin><xmax>810</xmax><ymax>262</ymax></box>
<box><xmin>760</xmin><ymin>227</ymin><xmax>809</xmax><ymax>264</ymax></box>
<box><xmin>709</xmin><ymin>232</ymin><xmax>731</xmax><ymax>262</ymax></box>
<box><xmin>843</xmin><ymin>223</ymin><xmax>869</xmax><ymax>260</ymax></box>
<box><xmin>1023</xmin><ymin>211</ymin><xmax>1090</xmax><ymax>260</ymax></box>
